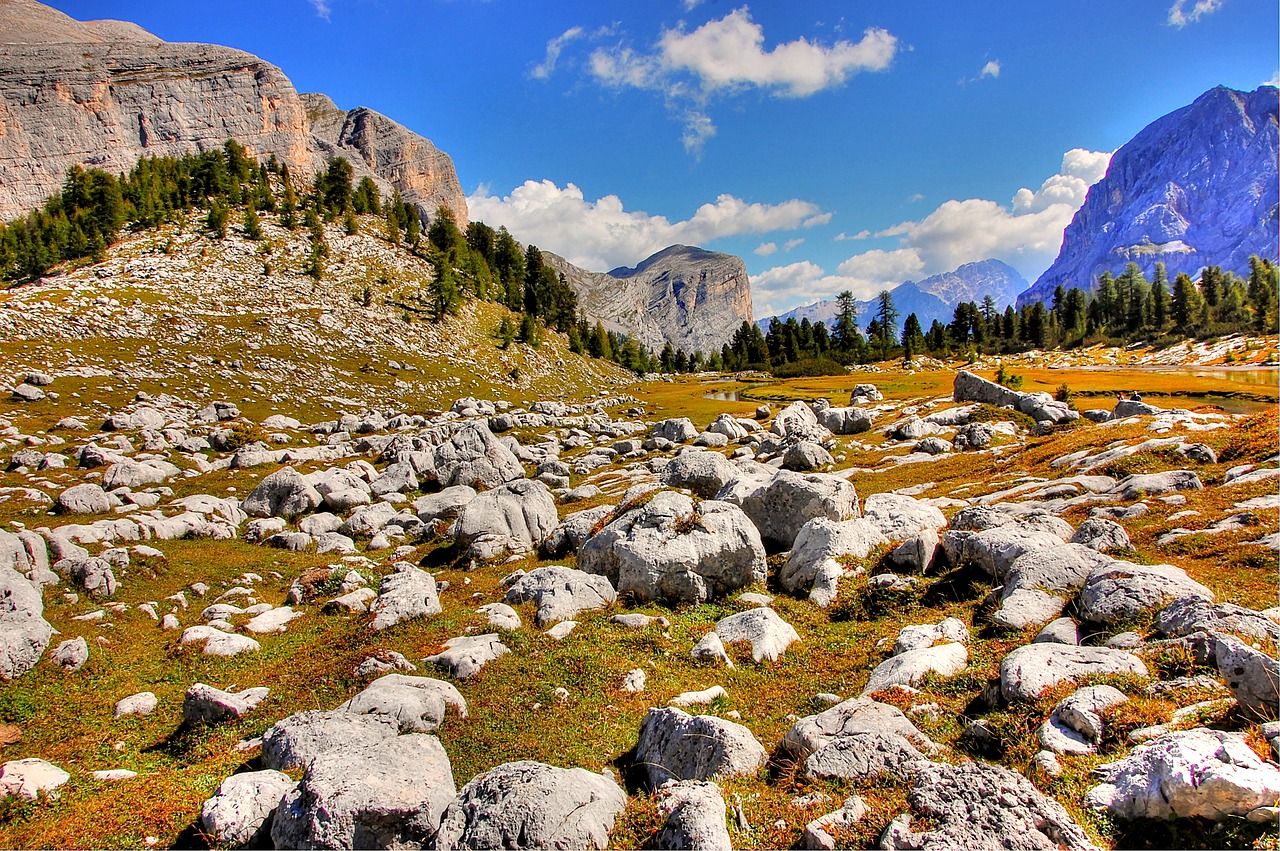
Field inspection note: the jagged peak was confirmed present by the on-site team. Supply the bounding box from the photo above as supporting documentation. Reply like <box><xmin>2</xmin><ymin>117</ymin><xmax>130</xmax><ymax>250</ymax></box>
<box><xmin>607</xmin><ymin>244</ymin><xmax>736</xmax><ymax>278</ymax></box>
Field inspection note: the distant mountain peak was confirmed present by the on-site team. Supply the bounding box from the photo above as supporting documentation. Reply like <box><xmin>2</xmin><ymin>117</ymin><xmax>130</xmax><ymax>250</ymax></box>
<box><xmin>1019</xmin><ymin>84</ymin><xmax>1278</xmax><ymax>307</ymax></box>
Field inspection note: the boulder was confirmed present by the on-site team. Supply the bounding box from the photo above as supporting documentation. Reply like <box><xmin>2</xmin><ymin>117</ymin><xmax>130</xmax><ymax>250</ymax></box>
<box><xmin>262</xmin><ymin>710</ymin><xmax>399</xmax><ymax>771</ymax></box>
<box><xmin>1086</xmin><ymin>728</ymin><xmax>1280</xmax><ymax>822</ymax></box>
<box><xmin>715</xmin><ymin>607</ymin><xmax>800</xmax><ymax>662</ymax></box>
<box><xmin>114</xmin><ymin>691</ymin><xmax>158</xmax><ymax>718</ymax></box>
<box><xmin>423</xmin><ymin>634</ymin><xmax>510</xmax><ymax>679</ymax></box>
<box><xmin>653</xmin><ymin>418</ymin><xmax>699</xmax><ymax>443</ymax></box>
<box><xmin>0</xmin><ymin>758</ymin><xmax>70</xmax><ymax>800</ymax></box>
<box><xmin>803</xmin><ymin>731</ymin><xmax>927</xmax><ymax>781</ymax></box>
<box><xmin>635</xmin><ymin>707</ymin><xmax>768</xmax><ymax>787</ymax></box>
<box><xmin>1156</xmin><ymin>596</ymin><xmax>1280</xmax><ymax>643</ymax></box>
<box><xmin>861</xmin><ymin>643</ymin><xmax>968</xmax><ymax>696</ymax></box>
<box><xmin>271</xmin><ymin>733</ymin><xmax>455</xmax><ymax>849</ymax></box>
<box><xmin>654</xmin><ymin>780</ymin><xmax>732</xmax><ymax>851</ymax></box>
<box><xmin>1078</xmin><ymin>561</ymin><xmax>1213</xmax><ymax>625</ymax></box>
<box><xmin>413</xmin><ymin>485</ymin><xmax>477</xmax><ymax>524</ymax></box>
<box><xmin>941</xmin><ymin>525</ymin><xmax>1065</xmax><ymax>580</ymax></box>
<box><xmin>717</xmin><ymin>469</ymin><xmax>857</xmax><ymax>549</ymax></box>
<box><xmin>1213</xmin><ymin>634</ymin><xmax>1279</xmax><ymax>719</ymax></box>
<box><xmin>50</xmin><ymin>637</ymin><xmax>89</xmax><ymax>672</ymax></box>
<box><xmin>541</xmin><ymin>504</ymin><xmax>614</xmax><ymax>558</ymax></box>
<box><xmin>242</xmin><ymin>466</ymin><xmax>322</xmax><ymax>519</ymax></box>
<box><xmin>952</xmin><ymin>370</ymin><xmax>1024</xmax><ymax>408</ymax></box>
<box><xmin>338</xmin><ymin>674</ymin><xmax>468</xmax><ymax>733</ymax></box>
<box><xmin>430</xmin><ymin>421</ymin><xmax>525</xmax><ymax>489</ymax></box>
<box><xmin>434</xmin><ymin>761</ymin><xmax>626</xmax><ymax>851</ymax></box>
<box><xmin>578</xmin><ymin>491</ymin><xmax>765</xmax><ymax>606</ymax></box>
<box><xmin>862</xmin><ymin>493</ymin><xmax>946</xmax><ymax>541</ymax></box>
<box><xmin>660</xmin><ymin>450</ymin><xmax>739</xmax><ymax>499</ymax></box>
<box><xmin>780</xmin><ymin>697</ymin><xmax>935</xmax><ymax>759</ymax></box>
<box><xmin>1069</xmin><ymin>518</ymin><xmax>1132</xmax><ymax>552</ymax></box>
<box><xmin>817</xmin><ymin>406</ymin><xmax>872</xmax><ymax>435</ymax></box>
<box><xmin>1113</xmin><ymin>470</ymin><xmax>1203</xmax><ymax>501</ymax></box>
<box><xmin>881</xmin><ymin>761</ymin><xmax>1098</xmax><ymax>850</ymax></box>
<box><xmin>57</xmin><ymin>483</ymin><xmax>113</xmax><ymax>515</ymax></box>
<box><xmin>891</xmin><ymin>618</ymin><xmax>968</xmax><ymax>656</ymax></box>
<box><xmin>0</xmin><ymin>567</ymin><xmax>53</xmax><ymax>681</ymax></box>
<box><xmin>182</xmin><ymin>683</ymin><xmax>269</xmax><ymax>725</ymax></box>
<box><xmin>454</xmin><ymin>479</ymin><xmax>558</xmax><ymax>560</ymax></box>
<box><xmin>991</xmin><ymin>544</ymin><xmax>1113</xmax><ymax>630</ymax></box>
<box><xmin>201</xmin><ymin>769</ymin><xmax>296</xmax><ymax>849</ymax></box>
<box><xmin>953</xmin><ymin>421</ymin><xmax>997</xmax><ymax>450</ymax></box>
<box><xmin>369</xmin><ymin>564</ymin><xmax>442</xmax><ymax>631</ymax></box>
<box><xmin>102</xmin><ymin>458</ymin><xmax>180</xmax><ymax>490</ymax></box>
<box><xmin>504</xmin><ymin>566</ymin><xmax>617</xmax><ymax>627</ymax></box>
<box><xmin>781</xmin><ymin>441</ymin><xmax>834</xmax><ymax>472</ymax></box>
<box><xmin>780</xmin><ymin>517</ymin><xmax>887</xmax><ymax>606</ymax></box>
<box><xmin>999</xmin><ymin>643</ymin><xmax>1148</xmax><ymax>703</ymax></box>
<box><xmin>338</xmin><ymin>502</ymin><xmax>400</xmax><ymax>538</ymax></box>
<box><xmin>849</xmin><ymin>384</ymin><xmax>883</xmax><ymax>403</ymax></box>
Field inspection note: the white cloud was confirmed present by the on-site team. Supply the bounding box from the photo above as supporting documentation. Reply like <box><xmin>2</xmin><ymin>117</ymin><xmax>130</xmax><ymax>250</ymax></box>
<box><xmin>683</xmin><ymin>0</ymin><xmax>705</xmax><ymax>9</ymax></box>
<box><xmin>980</xmin><ymin>59</ymin><xmax>1001</xmax><ymax>79</ymax></box>
<box><xmin>308</xmin><ymin>0</ymin><xmax>331</xmax><ymax>21</ymax></box>
<box><xmin>1168</xmin><ymin>0</ymin><xmax>1226</xmax><ymax>26</ymax></box>
<box><xmin>907</xmin><ymin>192</ymin><xmax>925</xmax><ymax>203</ymax></box>
<box><xmin>783</xmin><ymin>237</ymin><xmax>805</xmax><ymax>251</ymax></box>
<box><xmin>802</xmin><ymin>212</ymin><xmax>833</xmax><ymax>227</ymax></box>
<box><xmin>1266</xmin><ymin>69</ymin><xmax>1280</xmax><ymax>87</ymax></box>
<box><xmin>755</xmin><ymin>242</ymin><xmax>778</xmax><ymax>256</ymax></box>
<box><xmin>531</xmin><ymin>26</ymin><xmax>585</xmax><ymax>79</ymax></box>
<box><xmin>588</xmin><ymin>8</ymin><xmax>898</xmax><ymax>152</ymax></box>
<box><xmin>468</xmin><ymin>180</ymin><xmax>823</xmax><ymax>271</ymax></box>
<box><xmin>835</xmin><ymin>230</ymin><xmax>871</xmax><ymax>241</ymax></box>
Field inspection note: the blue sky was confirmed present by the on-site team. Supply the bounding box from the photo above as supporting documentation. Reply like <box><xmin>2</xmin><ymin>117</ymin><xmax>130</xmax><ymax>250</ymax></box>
<box><xmin>50</xmin><ymin>0</ymin><xmax>1280</xmax><ymax>316</ymax></box>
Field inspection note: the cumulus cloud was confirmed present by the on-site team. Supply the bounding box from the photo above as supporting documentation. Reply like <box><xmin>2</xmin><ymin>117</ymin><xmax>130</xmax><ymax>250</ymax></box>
<box><xmin>980</xmin><ymin>59</ymin><xmax>1001</xmax><ymax>78</ymax></box>
<box><xmin>760</xmin><ymin>148</ymin><xmax>1115</xmax><ymax>312</ymax></box>
<box><xmin>1168</xmin><ymin>0</ymin><xmax>1226</xmax><ymax>26</ymax></box>
<box><xmin>588</xmin><ymin>8</ymin><xmax>898</xmax><ymax>151</ymax></box>
<box><xmin>468</xmin><ymin>179</ymin><xmax>823</xmax><ymax>271</ymax></box>
<box><xmin>308</xmin><ymin>0</ymin><xmax>331</xmax><ymax>21</ymax></box>
<box><xmin>835</xmin><ymin>230</ymin><xmax>871</xmax><ymax>241</ymax></box>
<box><xmin>802</xmin><ymin>212</ymin><xmax>833</xmax><ymax>227</ymax></box>
<box><xmin>755</xmin><ymin>242</ymin><xmax>778</xmax><ymax>256</ymax></box>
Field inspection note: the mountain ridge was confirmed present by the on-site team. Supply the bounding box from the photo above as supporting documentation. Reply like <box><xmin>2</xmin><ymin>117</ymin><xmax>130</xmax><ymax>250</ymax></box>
<box><xmin>1019</xmin><ymin>84</ymin><xmax>1279</xmax><ymax>307</ymax></box>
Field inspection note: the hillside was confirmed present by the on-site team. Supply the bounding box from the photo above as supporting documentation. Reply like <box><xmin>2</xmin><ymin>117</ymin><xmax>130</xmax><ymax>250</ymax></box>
<box><xmin>1020</xmin><ymin>85</ymin><xmax>1279</xmax><ymax>307</ymax></box>
<box><xmin>0</xmin><ymin>216</ymin><xmax>635</xmax><ymax>421</ymax></box>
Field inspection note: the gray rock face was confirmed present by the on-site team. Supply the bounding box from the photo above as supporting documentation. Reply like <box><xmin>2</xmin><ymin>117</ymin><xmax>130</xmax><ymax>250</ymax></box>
<box><xmin>413</xmin><ymin>485</ymin><xmax>477</xmax><ymax>524</ymax></box>
<box><xmin>271</xmin><ymin>732</ymin><xmax>455</xmax><ymax>850</ymax></box>
<box><xmin>999</xmin><ymin>643</ymin><xmax>1148</xmax><ymax>703</ymax></box>
<box><xmin>242</xmin><ymin>466</ymin><xmax>323</xmax><ymax>519</ymax></box>
<box><xmin>941</xmin><ymin>524</ymin><xmax>1066</xmax><ymax>580</ymax></box>
<box><xmin>434</xmin><ymin>760</ymin><xmax>626</xmax><ymax>851</ymax></box>
<box><xmin>454</xmin><ymin>479</ymin><xmax>558</xmax><ymax>560</ymax></box>
<box><xmin>369</xmin><ymin>564</ymin><xmax>442</xmax><ymax>631</ymax></box>
<box><xmin>635</xmin><ymin>707</ymin><xmax>768</xmax><ymax>788</ymax></box>
<box><xmin>546</xmin><ymin>245</ymin><xmax>753</xmax><ymax>358</ymax></box>
<box><xmin>201</xmin><ymin>769</ymin><xmax>296</xmax><ymax>849</ymax></box>
<box><xmin>262</xmin><ymin>710</ymin><xmax>400</xmax><ymax>772</ymax></box>
<box><xmin>803</xmin><ymin>731</ymin><xmax>926</xmax><ymax>781</ymax></box>
<box><xmin>337</xmin><ymin>674</ymin><xmax>467</xmax><ymax>733</ymax></box>
<box><xmin>1213</xmin><ymin>634</ymin><xmax>1279</xmax><ymax>719</ymax></box>
<box><xmin>0</xmin><ymin>566</ymin><xmax>52</xmax><ymax>681</ymax></box>
<box><xmin>1156</xmin><ymin>596</ymin><xmax>1280</xmax><ymax>643</ymax></box>
<box><xmin>1019</xmin><ymin>85</ymin><xmax>1278</xmax><ymax>309</ymax></box>
<box><xmin>717</xmin><ymin>469</ymin><xmax>857</xmax><ymax>549</ymax></box>
<box><xmin>542</xmin><ymin>504</ymin><xmax>614</xmax><ymax>558</ymax></box>
<box><xmin>1078</xmin><ymin>561</ymin><xmax>1213</xmax><ymax>624</ymax></box>
<box><xmin>881</xmin><ymin>761</ymin><xmax>1098</xmax><ymax>850</ymax></box>
<box><xmin>1086</xmin><ymin>728</ymin><xmax>1280</xmax><ymax>821</ymax></box>
<box><xmin>578</xmin><ymin>491</ymin><xmax>765</xmax><ymax>606</ymax></box>
<box><xmin>654</xmin><ymin>780</ymin><xmax>732</xmax><ymax>851</ymax></box>
<box><xmin>862</xmin><ymin>493</ymin><xmax>946</xmax><ymax>541</ymax></box>
<box><xmin>504</xmin><ymin>566</ymin><xmax>617</xmax><ymax>627</ymax></box>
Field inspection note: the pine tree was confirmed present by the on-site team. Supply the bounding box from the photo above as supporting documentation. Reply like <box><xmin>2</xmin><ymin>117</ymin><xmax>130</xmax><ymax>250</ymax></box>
<box><xmin>831</xmin><ymin>290</ymin><xmax>859</xmax><ymax>353</ymax></box>
<box><xmin>873</xmin><ymin>290</ymin><xmax>899</xmax><ymax>359</ymax></box>
<box><xmin>1170</xmin><ymin>272</ymin><xmax>1203</xmax><ymax>331</ymax></box>
<box><xmin>242</xmin><ymin>200</ymin><xmax>262</xmax><ymax>240</ymax></box>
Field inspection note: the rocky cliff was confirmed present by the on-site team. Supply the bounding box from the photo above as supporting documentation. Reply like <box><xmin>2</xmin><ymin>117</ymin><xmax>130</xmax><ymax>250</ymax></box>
<box><xmin>1019</xmin><ymin>85</ymin><xmax>1278</xmax><ymax>307</ymax></box>
<box><xmin>0</xmin><ymin>0</ymin><xmax>467</xmax><ymax>224</ymax></box>
<box><xmin>546</xmin><ymin>245</ymin><xmax>753</xmax><ymax>355</ymax></box>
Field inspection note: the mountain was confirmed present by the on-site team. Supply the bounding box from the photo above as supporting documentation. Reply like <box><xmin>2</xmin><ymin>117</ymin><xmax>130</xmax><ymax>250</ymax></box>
<box><xmin>544</xmin><ymin>245</ymin><xmax>753</xmax><ymax>355</ymax></box>
<box><xmin>1019</xmin><ymin>85</ymin><xmax>1278</xmax><ymax>307</ymax></box>
<box><xmin>0</xmin><ymin>0</ymin><xmax>467</xmax><ymax>224</ymax></box>
<box><xmin>757</xmin><ymin>258</ymin><xmax>1027</xmax><ymax>333</ymax></box>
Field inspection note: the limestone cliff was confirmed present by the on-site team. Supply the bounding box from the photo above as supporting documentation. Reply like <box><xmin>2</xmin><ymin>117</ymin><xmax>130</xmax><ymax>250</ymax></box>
<box><xmin>0</xmin><ymin>0</ymin><xmax>467</xmax><ymax>224</ymax></box>
<box><xmin>546</xmin><ymin>245</ymin><xmax>753</xmax><ymax>355</ymax></box>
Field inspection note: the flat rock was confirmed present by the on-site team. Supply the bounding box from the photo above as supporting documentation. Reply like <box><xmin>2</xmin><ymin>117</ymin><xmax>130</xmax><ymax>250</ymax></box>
<box><xmin>114</xmin><ymin>691</ymin><xmax>157</xmax><ymax>718</ymax></box>
<box><xmin>803</xmin><ymin>730</ymin><xmax>926</xmax><ymax>781</ymax></box>
<box><xmin>423</xmin><ymin>634</ymin><xmax>509</xmax><ymax>679</ymax></box>
<box><xmin>262</xmin><ymin>710</ymin><xmax>399</xmax><ymax>771</ymax></box>
<box><xmin>780</xmin><ymin>697</ymin><xmax>936</xmax><ymax>759</ymax></box>
<box><xmin>861</xmin><ymin>643</ymin><xmax>967</xmax><ymax>696</ymax></box>
<box><xmin>369</xmin><ymin>564</ymin><xmax>442</xmax><ymax>631</ymax></box>
<box><xmin>999</xmin><ymin>643</ymin><xmax>1148</xmax><ymax>703</ymax></box>
<box><xmin>182</xmin><ymin>683</ymin><xmax>269</xmax><ymax>725</ymax></box>
<box><xmin>0</xmin><ymin>758</ymin><xmax>70</xmax><ymax>800</ymax></box>
<box><xmin>434</xmin><ymin>760</ymin><xmax>626</xmax><ymax>851</ymax></box>
<box><xmin>1078</xmin><ymin>561</ymin><xmax>1213</xmax><ymax>624</ymax></box>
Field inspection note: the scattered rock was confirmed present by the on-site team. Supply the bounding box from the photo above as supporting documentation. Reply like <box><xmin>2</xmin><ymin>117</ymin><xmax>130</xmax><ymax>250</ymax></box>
<box><xmin>654</xmin><ymin>780</ymin><xmax>732</xmax><ymax>851</ymax></box>
<box><xmin>201</xmin><ymin>769</ymin><xmax>296</xmax><ymax>849</ymax></box>
<box><xmin>635</xmin><ymin>707</ymin><xmax>768</xmax><ymax>787</ymax></box>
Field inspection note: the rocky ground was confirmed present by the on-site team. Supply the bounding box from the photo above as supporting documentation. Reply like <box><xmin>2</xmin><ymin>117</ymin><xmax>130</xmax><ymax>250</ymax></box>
<box><xmin>0</xmin><ymin>354</ymin><xmax>1275</xmax><ymax>849</ymax></box>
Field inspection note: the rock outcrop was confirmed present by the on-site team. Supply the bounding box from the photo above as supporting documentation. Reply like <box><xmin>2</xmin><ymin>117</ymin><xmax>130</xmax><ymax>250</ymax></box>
<box><xmin>0</xmin><ymin>0</ymin><xmax>467</xmax><ymax>224</ymax></box>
